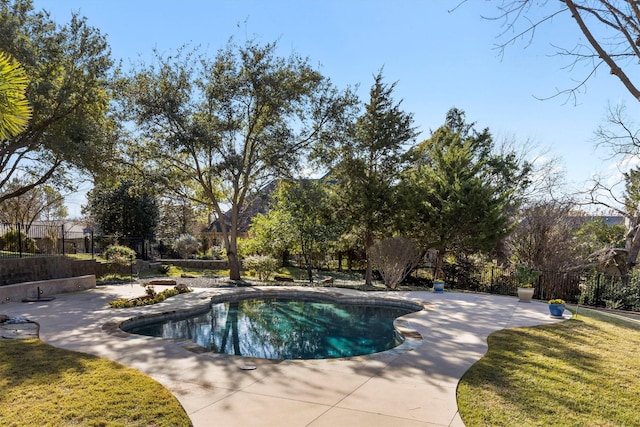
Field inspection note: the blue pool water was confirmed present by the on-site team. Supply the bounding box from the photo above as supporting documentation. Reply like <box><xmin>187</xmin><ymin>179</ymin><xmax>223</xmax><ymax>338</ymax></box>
<box><xmin>127</xmin><ymin>298</ymin><xmax>417</xmax><ymax>360</ymax></box>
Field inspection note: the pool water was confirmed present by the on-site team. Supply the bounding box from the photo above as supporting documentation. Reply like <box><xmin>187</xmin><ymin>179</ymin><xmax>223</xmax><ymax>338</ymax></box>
<box><xmin>127</xmin><ymin>298</ymin><xmax>416</xmax><ymax>359</ymax></box>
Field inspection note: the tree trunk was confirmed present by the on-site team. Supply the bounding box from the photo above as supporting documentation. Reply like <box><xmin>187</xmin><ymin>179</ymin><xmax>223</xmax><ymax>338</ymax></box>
<box><xmin>306</xmin><ymin>262</ymin><xmax>313</xmax><ymax>283</ymax></box>
<box><xmin>224</xmin><ymin>224</ymin><xmax>241</xmax><ymax>280</ymax></box>
<box><xmin>364</xmin><ymin>231</ymin><xmax>374</xmax><ymax>286</ymax></box>
<box><xmin>435</xmin><ymin>248</ymin><xmax>445</xmax><ymax>280</ymax></box>
<box><xmin>228</xmin><ymin>249</ymin><xmax>241</xmax><ymax>281</ymax></box>
<box><xmin>224</xmin><ymin>203</ymin><xmax>242</xmax><ymax>281</ymax></box>
<box><xmin>625</xmin><ymin>214</ymin><xmax>640</xmax><ymax>272</ymax></box>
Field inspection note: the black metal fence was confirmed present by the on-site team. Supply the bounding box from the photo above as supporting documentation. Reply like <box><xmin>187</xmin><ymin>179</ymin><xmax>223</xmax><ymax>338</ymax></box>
<box><xmin>0</xmin><ymin>222</ymin><xmax>92</xmax><ymax>258</ymax></box>
<box><xmin>0</xmin><ymin>222</ymin><xmax>155</xmax><ymax>260</ymax></box>
<box><xmin>412</xmin><ymin>263</ymin><xmax>640</xmax><ymax>312</ymax></box>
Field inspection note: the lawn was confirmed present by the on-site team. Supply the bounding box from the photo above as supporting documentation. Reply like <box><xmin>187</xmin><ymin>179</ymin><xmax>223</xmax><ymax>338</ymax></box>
<box><xmin>457</xmin><ymin>308</ymin><xmax>640</xmax><ymax>426</ymax></box>
<box><xmin>0</xmin><ymin>339</ymin><xmax>192</xmax><ymax>427</ymax></box>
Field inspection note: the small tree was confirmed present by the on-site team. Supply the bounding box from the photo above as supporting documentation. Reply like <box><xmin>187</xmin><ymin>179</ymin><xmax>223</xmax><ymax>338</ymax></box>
<box><xmin>369</xmin><ymin>237</ymin><xmax>422</xmax><ymax>290</ymax></box>
<box><xmin>243</xmin><ymin>255</ymin><xmax>278</xmax><ymax>281</ymax></box>
<box><xmin>508</xmin><ymin>199</ymin><xmax>578</xmax><ymax>272</ymax></box>
<box><xmin>246</xmin><ymin>204</ymin><xmax>296</xmax><ymax>265</ymax></box>
<box><xmin>103</xmin><ymin>244</ymin><xmax>136</xmax><ymax>275</ymax></box>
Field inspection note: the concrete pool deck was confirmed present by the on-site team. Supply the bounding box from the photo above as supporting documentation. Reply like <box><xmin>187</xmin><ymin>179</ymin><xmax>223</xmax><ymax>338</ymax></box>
<box><xmin>1</xmin><ymin>285</ymin><xmax>567</xmax><ymax>426</ymax></box>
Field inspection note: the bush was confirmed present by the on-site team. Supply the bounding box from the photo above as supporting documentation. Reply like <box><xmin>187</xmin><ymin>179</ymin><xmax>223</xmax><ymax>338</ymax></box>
<box><xmin>198</xmin><ymin>245</ymin><xmax>224</xmax><ymax>260</ymax></box>
<box><xmin>370</xmin><ymin>237</ymin><xmax>422</xmax><ymax>290</ymax></box>
<box><xmin>243</xmin><ymin>255</ymin><xmax>278</xmax><ymax>281</ymax></box>
<box><xmin>0</xmin><ymin>229</ymin><xmax>38</xmax><ymax>253</ymax></box>
<box><xmin>157</xmin><ymin>264</ymin><xmax>172</xmax><ymax>275</ymax></box>
<box><xmin>103</xmin><ymin>245</ymin><xmax>136</xmax><ymax>266</ymax></box>
<box><xmin>172</xmin><ymin>234</ymin><xmax>200</xmax><ymax>259</ymax></box>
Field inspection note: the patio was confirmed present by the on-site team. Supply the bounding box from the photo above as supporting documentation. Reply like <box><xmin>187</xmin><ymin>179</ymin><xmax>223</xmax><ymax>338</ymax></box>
<box><xmin>0</xmin><ymin>285</ymin><xmax>565</xmax><ymax>426</ymax></box>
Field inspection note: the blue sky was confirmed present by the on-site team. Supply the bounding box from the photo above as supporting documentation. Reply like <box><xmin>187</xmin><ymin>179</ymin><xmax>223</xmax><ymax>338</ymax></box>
<box><xmin>33</xmin><ymin>0</ymin><xmax>639</xmax><ymax>217</ymax></box>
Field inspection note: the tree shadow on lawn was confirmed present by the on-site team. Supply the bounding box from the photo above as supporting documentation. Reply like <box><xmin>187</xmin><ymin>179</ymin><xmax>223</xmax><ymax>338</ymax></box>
<box><xmin>459</xmin><ymin>316</ymin><xmax>640</xmax><ymax>426</ymax></box>
<box><xmin>0</xmin><ymin>339</ymin><xmax>98</xmax><ymax>394</ymax></box>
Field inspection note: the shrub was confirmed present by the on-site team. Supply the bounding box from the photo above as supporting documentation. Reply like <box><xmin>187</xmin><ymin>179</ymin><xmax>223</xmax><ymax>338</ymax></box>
<box><xmin>243</xmin><ymin>255</ymin><xmax>278</xmax><ymax>281</ymax></box>
<box><xmin>172</xmin><ymin>234</ymin><xmax>200</xmax><ymax>259</ymax></box>
<box><xmin>198</xmin><ymin>245</ymin><xmax>224</xmax><ymax>260</ymax></box>
<box><xmin>158</xmin><ymin>264</ymin><xmax>171</xmax><ymax>274</ymax></box>
<box><xmin>370</xmin><ymin>237</ymin><xmax>423</xmax><ymax>290</ymax></box>
<box><xmin>0</xmin><ymin>229</ymin><xmax>38</xmax><ymax>253</ymax></box>
<box><xmin>107</xmin><ymin>298</ymin><xmax>131</xmax><ymax>308</ymax></box>
<box><xmin>142</xmin><ymin>284</ymin><xmax>156</xmax><ymax>297</ymax></box>
<box><xmin>103</xmin><ymin>245</ymin><xmax>136</xmax><ymax>266</ymax></box>
<box><xmin>514</xmin><ymin>264</ymin><xmax>541</xmax><ymax>288</ymax></box>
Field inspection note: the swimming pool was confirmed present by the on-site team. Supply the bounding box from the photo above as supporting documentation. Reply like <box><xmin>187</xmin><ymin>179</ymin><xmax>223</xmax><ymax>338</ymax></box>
<box><xmin>124</xmin><ymin>292</ymin><xmax>422</xmax><ymax>360</ymax></box>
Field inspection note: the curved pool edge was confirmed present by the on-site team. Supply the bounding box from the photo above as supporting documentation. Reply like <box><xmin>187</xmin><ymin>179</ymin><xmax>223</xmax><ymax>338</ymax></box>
<box><xmin>104</xmin><ymin>287</ymin><xmax>429</xmax><ymax>361</ymax></box>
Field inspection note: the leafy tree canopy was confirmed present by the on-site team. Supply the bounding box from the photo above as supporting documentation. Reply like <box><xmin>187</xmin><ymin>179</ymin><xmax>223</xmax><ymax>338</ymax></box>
<box><xmin>0</xmin><ymin>0</ymin><xmax>117</xmax><ymax>204</ymax></box>
<box><xmin>85</xmin><ymin>179</ymin><xmax>159</xmax><ymax>241</ymax></box>
<box><xmin>118</xmin><ymin>38</ymin><xmax>355</xmax><ymax>280</ymax></box>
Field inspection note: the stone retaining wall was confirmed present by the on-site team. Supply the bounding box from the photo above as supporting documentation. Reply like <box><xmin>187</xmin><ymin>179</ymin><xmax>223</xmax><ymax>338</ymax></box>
<box><xmin>0</xmin><ymin>275</ymin><xmax>96</xmax><ymax>303</ymax></box>
<box><xmin>0</xmin><ymin>256</ymin><xmax>143</xmax><ymax>285</ymax></box>
<box><xmin>159</xmin><ymin>259</ymin><xmax>228</xmax><ymax>269</ymax></box>
<box><xmin>0</xmin><ymin>257</ymin><xmax>226</xmax><ymax>287</ymax></box>
<box><xmin>0</xmin><ymin>257</ymin><xmax>101</xmax><ymax>285</ymax></box>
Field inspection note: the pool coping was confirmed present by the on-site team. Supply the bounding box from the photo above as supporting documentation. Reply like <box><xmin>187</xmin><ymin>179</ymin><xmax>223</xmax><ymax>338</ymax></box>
<box><xmin>105</xmin><ymin>287</ymin><xmax>430</xmax><ymax>360</ymax></box>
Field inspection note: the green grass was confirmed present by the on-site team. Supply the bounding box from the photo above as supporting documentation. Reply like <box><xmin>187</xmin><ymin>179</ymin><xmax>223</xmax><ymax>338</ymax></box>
<box><xmin>457</xmin><ymin>308</ymin><xmax>640</xmax><ymax>426</ymax></box>
<box><xmin>0</xmin><ymin>339</ymin><xmax>192</xmax><ymax>427</ymax></box>
<box><xmin>157</xmin><ymin>264</ymin><xmax>228</xmax><ymax>278</ymax></box>
<box><xmin>65</xmin><ymin>253</ymin><xmax>98</xmax><ymax>261</ymax></box>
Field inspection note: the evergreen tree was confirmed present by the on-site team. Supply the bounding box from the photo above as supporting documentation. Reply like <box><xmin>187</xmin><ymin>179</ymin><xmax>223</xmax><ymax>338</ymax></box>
<box><xmin>330</xmin><ymin>71</ymin><xmax>418</xmax><ymax>286</ymax></box>
<box><xmin>85</xmin><ymin>180</ymin><xmax>159</xmax><ymax>242</ymax></box>
<box><xmin>402</xmin><ymin>108</ymin><xmax>530</xmax><ymax>277</ymax></box>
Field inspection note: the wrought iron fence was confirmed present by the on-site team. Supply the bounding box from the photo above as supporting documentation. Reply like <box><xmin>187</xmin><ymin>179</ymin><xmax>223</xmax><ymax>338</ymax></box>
<box><xmin>0</xmin><ymin>222</ymin><xmax>93</xmax><ymax>258</ymax></box>
<box><xmin>412</xmin><ymin>263</ymin><xmax>640</xmax><ymax>312</ymax></box>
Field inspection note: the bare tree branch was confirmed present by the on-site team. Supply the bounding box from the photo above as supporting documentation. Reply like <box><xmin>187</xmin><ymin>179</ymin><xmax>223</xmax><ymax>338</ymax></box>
<box><xmin>483</xmin><ymin>1</ymin><xmax>640</xmax><ymax>102</ymax></box>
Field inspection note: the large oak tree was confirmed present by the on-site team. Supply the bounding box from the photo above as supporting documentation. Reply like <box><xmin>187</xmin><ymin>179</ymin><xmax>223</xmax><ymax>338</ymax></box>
<box><xmin>119</xmin><ymin>40</ymin><xmax>355</xmax><ymax>280</ymax></box>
